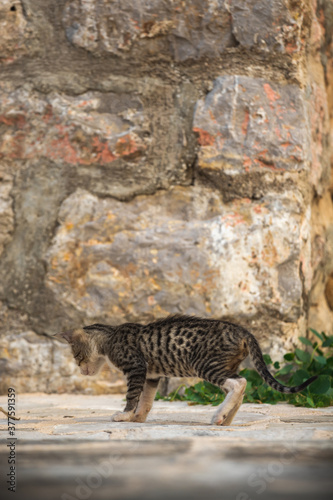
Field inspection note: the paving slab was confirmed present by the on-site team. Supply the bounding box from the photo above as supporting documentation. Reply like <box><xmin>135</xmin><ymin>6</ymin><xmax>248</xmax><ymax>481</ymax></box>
<box><xmin>0</xmin><ymin>393</ymin><xmax>333</xmax><ymax>500</ymax></box>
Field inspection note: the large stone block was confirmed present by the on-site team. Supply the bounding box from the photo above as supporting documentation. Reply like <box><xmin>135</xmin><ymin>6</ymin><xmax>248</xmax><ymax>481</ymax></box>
<box><xmin>0</xmin><ymin>81</ymin><xmax>195</xmax><ymax>199</ymax></box>
<box><xmin>62</xmin><ymin>0</ymin><xmax>234</xmax><ymax>61</ymax></box>
<box><xmin>62</xmin><ymin>0</ymin><xmax>310</xmax><ymax>61</ymax></box>
<box><xmin>193</xmin><ymin>76</ymin><xmax>311</xmax><ymax>200</ymax></box>
<box><xmin>229</xmin><ymin>0</ymin><xmax>309</xmax><ymax>54</ymax></box>
<box><xmin>46</xmin><ymin>185</ymin><xmax>309</xmax><ymax>325</ymax></box>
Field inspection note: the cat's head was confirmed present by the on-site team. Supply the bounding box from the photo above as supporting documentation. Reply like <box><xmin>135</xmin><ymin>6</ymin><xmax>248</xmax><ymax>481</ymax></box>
<box><xmin>53</xmin><ymin>329</ymin><xmax>105</xmax><ymax>376</ymax></box>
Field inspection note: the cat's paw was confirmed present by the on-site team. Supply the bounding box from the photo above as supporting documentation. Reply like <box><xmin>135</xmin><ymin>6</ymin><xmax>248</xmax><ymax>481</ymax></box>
<box><xmin>211</xmin><ymin>413</ymin><xmax>232</xmax><ymax>426</ymax></box>
<box><xmin>111</xmin><ymin>411</ymin><xmax>135</xmax><ymax>422</ymax></box>
<box><xmin>132</xmin><ymin>413</ymin><xmax>148</xmax><ymax>423</ymax></box>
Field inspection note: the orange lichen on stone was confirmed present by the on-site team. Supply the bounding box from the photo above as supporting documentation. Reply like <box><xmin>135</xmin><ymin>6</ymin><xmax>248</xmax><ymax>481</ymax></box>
<box><xmin>48</xmin><ymin>132</ymin><xmax>80</xmax><ymax>165</ymax></box>
<box><xmin>147</xmin><ymin>295</ymin><xmax>156</xmax><ymax>306</ymax></box>
<box><xmin>243</xmin><ymin>155</ymin><xmax>252</xmax><ymax>171</ymax></box>
<box><xmin>92</xmin><ymin>136</ymin><xmax>116</xmax><ymax>163</ymax></box>
<box><xmin>221</xmin><ymin>212</ymin><xmax>246</xmax><ymax>227</ymax></box>
<box><xmin>285</xmin><ymin>42</ymin><xmax>298</xmax><ymax>54</ymax></box>
<box><xmin>115</xmin><ymin>134</ymin><xmax>141</xmax><ymax>157</ymax></box>
<box><xmin>263</xmin><ymin>84</ymin><xmax>281</xmax><ymax>106</ymax></box>
<box><xmin>193</xmin><ymin>127</ymin><xmax>216</xmax><ymax>146</ymax></box>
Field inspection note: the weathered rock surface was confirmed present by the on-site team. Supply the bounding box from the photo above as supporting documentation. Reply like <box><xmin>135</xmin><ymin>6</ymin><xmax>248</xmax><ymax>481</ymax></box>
<box><xmin>0</xmin><ymin>81</ymin><xmax>196</xmax><ymax>200</ymax></box>
<box><xmin>46</xmin><ymin>185</ymin><xmax>309</xmax><ymax>324</ymax></box>
<box><xmin>63</xmin><ymin>0</ymin><xmax>234</xmax><ymax>61</ymax></box>
<box><xmin>62</xmin><ymin>0</ymin><xmax>311</xmax><ymax>61</ymax></box>
<box><xmin>193</xmin><ymin>75</ymin><xmax>314</xmax><ymax>201</ymax></box>
<box><xmin>229</xmin><ymin>0</ymin><xmax>310</xmax><ymax>54</ymax></box>
<box><xmin>0</xmin><ymin>0</ymin><xmax>331</xmax><ymax>394</ymax></box>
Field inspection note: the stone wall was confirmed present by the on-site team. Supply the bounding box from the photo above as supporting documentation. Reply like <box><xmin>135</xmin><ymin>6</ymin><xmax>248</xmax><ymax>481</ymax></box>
<box><xmin>0</xmin><ymin>0</ymin><xmax>332</xmax><ymax>394</ymax></box>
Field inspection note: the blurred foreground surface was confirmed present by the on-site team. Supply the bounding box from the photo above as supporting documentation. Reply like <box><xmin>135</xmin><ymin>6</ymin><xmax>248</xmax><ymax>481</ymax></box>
<box><xmin>0</xmin><ymin>393</ymin><xmax>332</xmax><ymax>500</ymax></box>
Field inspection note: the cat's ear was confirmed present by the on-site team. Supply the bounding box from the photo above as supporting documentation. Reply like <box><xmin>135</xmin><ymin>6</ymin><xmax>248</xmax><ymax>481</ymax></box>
<box><xmin>53</xmin><ymin>330</ymin><xmax>76</xmax><ymax>344</ymax></box>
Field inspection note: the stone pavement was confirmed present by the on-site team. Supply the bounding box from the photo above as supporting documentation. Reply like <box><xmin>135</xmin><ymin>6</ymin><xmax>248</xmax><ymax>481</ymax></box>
<box><xmin>0</xmin><ymin>393</ymin><xmax>333</xmax><ymax>500</ymax></box>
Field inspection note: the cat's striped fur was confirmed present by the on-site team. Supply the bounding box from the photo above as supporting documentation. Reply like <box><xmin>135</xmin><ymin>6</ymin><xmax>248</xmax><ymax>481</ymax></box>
<box><xmin>54</xmin><ymin>315</ymin><xmax>317</xmax><ymax>425</ymax></box>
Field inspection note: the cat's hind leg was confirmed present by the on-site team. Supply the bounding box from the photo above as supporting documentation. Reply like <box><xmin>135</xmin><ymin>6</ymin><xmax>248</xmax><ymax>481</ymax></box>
<box><xmin>195</xmin><ymin>354</ymin><xmax>246</xmax><ymax>426</ymax></box>
<box><xmin>132</xmin><ymin>378</ymin><xmax>160</xmax><ymax>423</ymax></box>
<box><xmin>211</xmin><ymin>376</ymin><xmax>247</xmax><ymax>426</ymax></box>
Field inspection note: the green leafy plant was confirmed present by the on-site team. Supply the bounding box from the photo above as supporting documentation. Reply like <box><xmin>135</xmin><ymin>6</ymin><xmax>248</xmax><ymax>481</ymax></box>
<box><xmin>155</xmin><ymin>330</ymin><xmax>333</xmax><ymax>408</ymax></box>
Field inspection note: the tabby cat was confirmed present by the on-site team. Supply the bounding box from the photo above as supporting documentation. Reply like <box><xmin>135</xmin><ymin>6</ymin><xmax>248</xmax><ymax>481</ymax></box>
<box><xmin>54</xmin><ymin>315</ymin><xmax>317</xmax><ymax>425</ymax></box>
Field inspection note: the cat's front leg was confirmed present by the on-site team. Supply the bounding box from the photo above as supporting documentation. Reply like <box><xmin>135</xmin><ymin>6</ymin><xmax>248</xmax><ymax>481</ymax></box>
<box><xmin>111</xmin><ymin>358</ymin><xmax>146</xmax><ymax>423</ymax></box>
<box><xmin>132</xmin><ymin>377</ymin><xmax>160</xmax><ymax>423</ymax></box>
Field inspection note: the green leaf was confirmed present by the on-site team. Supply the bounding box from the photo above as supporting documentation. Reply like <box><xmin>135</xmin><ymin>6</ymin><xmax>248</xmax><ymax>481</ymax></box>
<box><xmin>299</xmin><ymin>337</ymin><xmax>313</xmax><ymax>347</ymax></box>
<box><xmin>295</xmin><ymin>348</ymin><xmax>311</xmax><ymax>364</ymax></box>
<box><xmin>293</xmin><ymin>393</ymin><xmax>306</xmax><ymax>406</ymax></box>
<box><xmin>322</xmin><ymin>337</ymin><xmax>333</xmax><ymax>348</ymax></box>
<box><xmin>306</xmin><ymin>396</ymin><xmax>315</xmax><ymax>408</ymax></box>
<box><xmin>263</xmin><ymin>354</ymin><xmax>273</xmax><ymax>365</ymax></box>
<box><xmin>309</xmin><ymin>375</ymin><xmax>331</xmax><ymax>395</ymax></box>
<box><xmin>314</xmin><ymin>355</ymin><xmax>327</xmax><ymax>365</ymax></box>
<box><xmin>290</xmin><ymin>369</ymin><xmax>310</xmax><ymax>386</ymax></box>
<box><xmin>257</xmin><ymin>385</ymin><xmax>268</xmax><ymax>399</ymax></box>
<box><xmin>326</xmin><ymin>357</ymin><xmax>333</xmax><ymax>369</ymax></box>
<box><xmin>309</xmin><ymin>328</ymin><xmax>324</xmax><ymax>341</ymax></box>
<box><xmin>204</xmin><ymin>381</ymin><xmax>222</xmax><ymax>394</ymax></box>
<box><xmin>284</xmin><ymin>352</ymin><xmax>295</xmax><ymax>361</ymax></box>
<box><xmin>244</xmin><ymin>393</ymin><xmax>255</xmax><ymax>403</ymax></box>
<box><xmin>246</xmin><ymin>381</ymin><xmax>253</xmax><ymax>391</ymax></box>
<box><xmin>274</xmin><ymin>361</ymin><xmax>280</xmax><ymax>369</ymax></box>
<box><xmin>314</xmin><ymin>395</ymin><xmax>332</xmax><ymax>408</ymax></box>
<box><xmin>240</xmin><ymin>368</ymin><xmax>262</xmax><ymax>385</ymax></box>
<box><xmin>277</xmin><ymin>364</ymin><xmax>294</xmax><ymax>376</ymax></box>
<box><xmin>211</xmin><ymin>399</ymin><xmax>222</xmax><ymax>406</ymax></box>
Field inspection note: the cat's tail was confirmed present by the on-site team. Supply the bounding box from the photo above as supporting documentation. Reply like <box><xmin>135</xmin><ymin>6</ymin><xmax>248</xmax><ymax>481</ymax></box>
<box><xmin>246</xmin><ymin>332</ymin><xmax>317</xmax><ymax>393</ymax></box>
